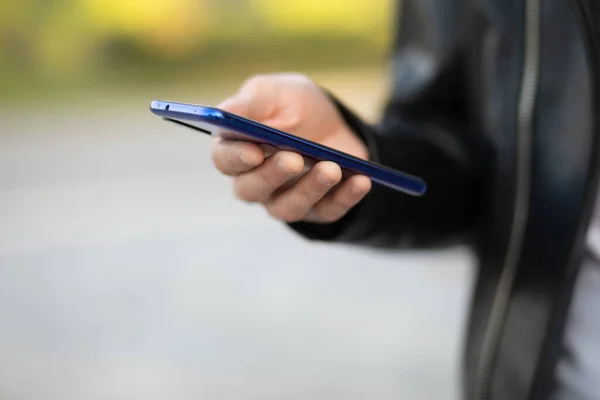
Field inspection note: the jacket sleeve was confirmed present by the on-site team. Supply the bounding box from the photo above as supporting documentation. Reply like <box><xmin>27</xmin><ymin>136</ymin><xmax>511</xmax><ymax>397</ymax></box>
<box><xmin>289</xmin><ymin>0</ymin><xmax>484</xmax><ymax>249</ymax></box>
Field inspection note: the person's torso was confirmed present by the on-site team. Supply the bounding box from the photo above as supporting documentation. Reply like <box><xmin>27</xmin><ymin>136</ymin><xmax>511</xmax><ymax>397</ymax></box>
<box><xmin>456</xmin><ymin>0</ymin><xmax>600</xmax><ymax>399</ymax></box>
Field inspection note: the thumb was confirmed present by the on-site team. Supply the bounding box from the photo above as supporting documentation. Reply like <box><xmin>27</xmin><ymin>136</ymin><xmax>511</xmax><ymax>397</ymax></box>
<box><xmin>217</xmin><ymin>86</ymin><xmax>274</xmax><ymax>122</ymax></box>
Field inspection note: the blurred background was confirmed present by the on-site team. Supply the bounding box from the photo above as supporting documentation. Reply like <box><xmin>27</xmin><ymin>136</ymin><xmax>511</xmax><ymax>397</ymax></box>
<box><xmin>0</xmin><ymin>1</ymin><xmax>474</xmax><ymax>399</ymax></box>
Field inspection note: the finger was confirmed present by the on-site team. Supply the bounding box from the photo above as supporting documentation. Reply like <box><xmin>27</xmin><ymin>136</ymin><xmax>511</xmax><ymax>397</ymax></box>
<box><xmin>218</xmin><ymin>77</ymin><xmax>274</xmax><ymax>121</ymax></box>
<box><xmin>265</xmin><ymin>161</ymin><xmax>343</xmax><ymax>223</ymax></box>
<box><xmin>305</xmin><ymin>175</ymin><xmax>372</xmax><ymax>223</ymax></box>
<box><xmin>212</xmin><ymin>139</ymin><xmax>265</xmax><ymax>176</ymax></box>
<box><xmin>234</xmin><ymin>151</ymin><xmax>304</xmax><ymax>203</ymax></box>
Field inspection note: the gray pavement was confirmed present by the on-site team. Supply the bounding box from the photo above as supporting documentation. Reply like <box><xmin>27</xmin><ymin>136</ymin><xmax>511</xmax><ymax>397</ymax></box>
<box><xmin>0</xmin><ymin>83</ymin><xmax>474</xmax><ymax>400</ymax></box>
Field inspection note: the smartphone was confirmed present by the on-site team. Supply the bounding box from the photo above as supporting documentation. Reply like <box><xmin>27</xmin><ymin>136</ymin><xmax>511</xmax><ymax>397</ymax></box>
<box><xmin>149</xmin><ymin>100</ymin><xmax>426</xmax><ymax>196</ymax></box>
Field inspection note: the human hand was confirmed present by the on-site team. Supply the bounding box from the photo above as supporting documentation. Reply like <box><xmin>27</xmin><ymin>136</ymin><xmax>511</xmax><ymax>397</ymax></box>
<box><xmin>211</xmin><ymin>73</ymin><xmax>372</xmax><ymax>223</ymax></box>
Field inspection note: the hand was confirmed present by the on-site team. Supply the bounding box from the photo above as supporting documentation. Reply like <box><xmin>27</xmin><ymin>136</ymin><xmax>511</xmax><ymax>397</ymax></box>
<box><xmin>211</xmin><ymin>73</ymin><xmax>372</xmax><ymax>224</ymax></box>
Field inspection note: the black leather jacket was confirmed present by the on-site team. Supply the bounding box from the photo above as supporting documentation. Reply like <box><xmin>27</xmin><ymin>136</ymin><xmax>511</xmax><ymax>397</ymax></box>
<box><xmin>290</xmin><ymin>0</ymin><xmax>600</xmax><ymax>399</ymax></box>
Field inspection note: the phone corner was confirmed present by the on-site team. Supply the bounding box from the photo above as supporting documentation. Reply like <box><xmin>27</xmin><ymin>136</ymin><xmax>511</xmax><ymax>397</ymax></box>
<box><xmin>201</xmin><ymin>107</ymin><xmax>226</xmax><ymax>120</ymax></box>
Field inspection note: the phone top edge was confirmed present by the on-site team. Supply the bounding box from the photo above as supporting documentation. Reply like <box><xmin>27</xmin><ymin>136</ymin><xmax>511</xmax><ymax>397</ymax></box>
<box><xmin>150</xmin><ymin>100</ymin><xmax>427</xmax><ymax>196</ymax></box>
<box><xmin>150</xmin><ymin>100</ymin><xmax>225</xmax><ymax>119</ymax></box>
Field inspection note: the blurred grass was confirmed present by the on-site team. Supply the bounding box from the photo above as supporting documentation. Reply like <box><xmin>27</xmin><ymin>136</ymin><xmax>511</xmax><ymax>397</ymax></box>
<box><xmin>0</xmin><ymin>36</ymin><xmax>389</xmax><ymax>105</ymax></box>
<box><xmin>0</xmin><ymin>0</ymin><xmax>394</xmax><ymax>106</ymax></box>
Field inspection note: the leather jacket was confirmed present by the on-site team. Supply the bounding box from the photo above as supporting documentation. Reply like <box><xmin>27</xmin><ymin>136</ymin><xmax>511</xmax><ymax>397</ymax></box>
<box><xmin>289</xmin><ymin>0</ymin><xmax>600</xmax><ymax>399</ymax></box>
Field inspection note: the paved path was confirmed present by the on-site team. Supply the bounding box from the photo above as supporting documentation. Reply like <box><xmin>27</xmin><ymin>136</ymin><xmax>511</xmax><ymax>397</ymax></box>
<box><xmin>0</xmin><ymin>78</ymin><xmax>474</xmax><ymax>400</ymax></box>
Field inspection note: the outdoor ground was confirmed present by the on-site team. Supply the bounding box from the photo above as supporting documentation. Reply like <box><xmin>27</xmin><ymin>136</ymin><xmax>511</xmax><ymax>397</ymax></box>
<box><xmin>0</xmin><ymin>69</ymin><xmax>474</xmax><ymax>400</ymax></box>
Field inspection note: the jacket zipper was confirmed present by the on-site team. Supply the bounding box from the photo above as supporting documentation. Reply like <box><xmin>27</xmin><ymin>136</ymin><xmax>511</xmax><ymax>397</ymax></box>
<box><xmin>474</xmin><ymin>0</ymin><xmax>541</xmax><ymax>398</ymax></box>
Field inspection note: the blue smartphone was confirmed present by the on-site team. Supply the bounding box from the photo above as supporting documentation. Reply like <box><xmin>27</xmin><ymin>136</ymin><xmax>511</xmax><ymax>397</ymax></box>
<box><xmin>150</xmin><ymin>100</ymin><xmax>426</xmax><ymax>196</ymax></box>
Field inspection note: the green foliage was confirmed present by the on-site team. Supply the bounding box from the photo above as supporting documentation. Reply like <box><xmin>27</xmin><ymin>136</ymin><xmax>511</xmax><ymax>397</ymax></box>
<box><xmin>0</xmin><ymin>0</ymin><xmax>393</xmax><ymax>100</ymax></box>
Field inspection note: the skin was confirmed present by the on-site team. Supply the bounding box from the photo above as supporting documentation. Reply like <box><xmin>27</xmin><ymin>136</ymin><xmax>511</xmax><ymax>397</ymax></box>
<box><xmin>211</xmin><ymin>73</ymin><xmax>372</xmax><ymax>224</ymax></box>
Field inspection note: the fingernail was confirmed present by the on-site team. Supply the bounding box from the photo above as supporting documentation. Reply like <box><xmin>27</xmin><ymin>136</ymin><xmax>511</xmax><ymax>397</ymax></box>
<box><xmin>317</xmin><ymin>171</ymin><xmax>333</xmax><ymax>186</ymax></box>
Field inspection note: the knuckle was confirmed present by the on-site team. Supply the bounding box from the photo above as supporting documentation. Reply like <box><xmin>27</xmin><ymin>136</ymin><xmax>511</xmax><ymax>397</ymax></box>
<box><xmin>261</xmin><ymin>158</ymin><xmax>288</xmax><ymax>186</ymax></box>
<box><xmin>274</xmin><ymin>152</ymin><xmax>303</xmax><ymax>177</ymax></box>
<box><xmin>233</xmin><ymin>180</ymin><xmax>257</xmax><ymax>202</ymax></box>
<box><xmin>210</xmin><ymin>149</ymin><xmax>220</xmax><ymax>167</ymax></box>
<box><xmin>319</xmin><ymin>213</ymin><xmax>341</xmax><ymax>224</ymax></box>
<box><xmin>266</xmin><ymin>205</ymin><xmax>283</xmax><ymax>221</ymax></box>
<box><xmin>242</xmin><ymin>74</ymin><xmax>270</xmax><ymax>90</ymax></box>
<box><xmin>317</xmin><ymin>202</ymin><xmax>347</xmax><ymax>223</ymax></box>
<box><xmin>314</xmin><ymin>209</ymin><xmax>340</xmax><ymax>223</ymax></box>
<box><xmin>276</xmin><ymin>113</ymin><xmax>302</xmax><ymax>132</ymax></box>
<box><xmin>283</xmin><ymin>72</ymin><xmax>313</xmax><ymax>84</ymax></box>
<box><xmin>333</xmin><ymin>196</ymin><xmax>354</xmax><ymax>210</ymax></box>
<box><xmin>212</xmin><ymin>146</ymin><xmax>239</xmax><ymax>174</ymax></box>
<box><xmin>211</xmin><ymin>150</ymin><xmax>227</xmax><ymax>172</ymax></box>
<box><xmin>268</xmin><ymin>203</ymin><xmax>304</xmax><ymax>223</ymax></box>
